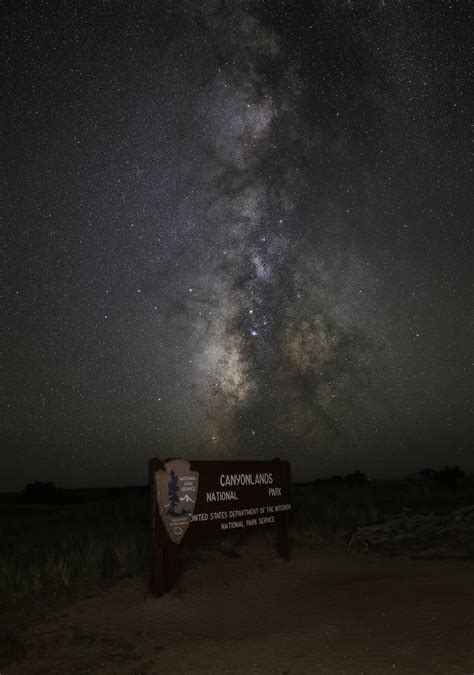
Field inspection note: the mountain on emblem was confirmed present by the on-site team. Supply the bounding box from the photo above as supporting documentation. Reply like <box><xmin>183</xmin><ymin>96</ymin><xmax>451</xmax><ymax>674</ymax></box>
<box><xmin>155</xmin><ymin>459</ymin><xmax>199</xmax><ymax>544</ymax></box>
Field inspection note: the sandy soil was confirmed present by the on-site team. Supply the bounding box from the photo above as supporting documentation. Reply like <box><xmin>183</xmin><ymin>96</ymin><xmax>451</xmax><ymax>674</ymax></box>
<box><xmin>3</xmin><ymin>541</ymin><xmax>473</xmax><ymax>674</ymax></box>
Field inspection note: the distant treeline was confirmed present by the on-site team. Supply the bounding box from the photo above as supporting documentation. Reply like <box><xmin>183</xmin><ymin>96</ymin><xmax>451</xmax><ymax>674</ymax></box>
<box><xmin>307</xmin><ymin>465</ymin><xmax>467</xmax><ymax>490</ymax></box>
<box><xmin>7</xmin><ymin>465</ymin><xmax>470</xmax><ymax>504</ymax></box>
<box><xmin>19</xmin><ymin>481</ymin><xmax>148</xmax><ymax>504</ymax></box>
<box><xmin>418</xmin><ymin>465</ymin><xmax>465</xmax><ymax>490</ymax></box>
<box><xmin>313</xmin><ymin>470</ymin><xmax>371</xmax><ymax>487</ymax></box>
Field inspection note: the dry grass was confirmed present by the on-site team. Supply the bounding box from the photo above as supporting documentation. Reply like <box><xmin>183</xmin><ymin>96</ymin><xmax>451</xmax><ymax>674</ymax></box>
<box><xmin>1</xmin><ymin>478</ymin><xmax>473</xmax><ymax>620</ymax></box>
<box><xmin>0</xmin><ymin>494</ymin><xmax>149</xmax><ymax>618</ymax></box>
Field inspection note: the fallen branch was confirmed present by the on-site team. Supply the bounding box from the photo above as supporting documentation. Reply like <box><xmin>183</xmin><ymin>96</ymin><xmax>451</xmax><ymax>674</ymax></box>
<box><xmin>348</xmin><ymin>505</ymin><xmax>474</xmax><ymax>554</ymax></box>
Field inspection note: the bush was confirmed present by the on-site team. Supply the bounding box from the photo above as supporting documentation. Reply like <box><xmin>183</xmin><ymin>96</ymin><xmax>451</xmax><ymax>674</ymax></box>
<box><xmin>419</xmin><ymin>466</ymin><xmax>465</xmax><ymax>491</ymax></box>
<box><xmin>22</xmin><ymin>481</ymin><xmax>64</xmax><ymax>504</ymax></box>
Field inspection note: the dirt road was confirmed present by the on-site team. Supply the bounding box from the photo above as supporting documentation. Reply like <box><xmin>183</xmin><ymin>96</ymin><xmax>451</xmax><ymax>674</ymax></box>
<box><xmin>4</xmin><ymin>542</ymin><xmax>473</xmax><ymax>674</ymax></box>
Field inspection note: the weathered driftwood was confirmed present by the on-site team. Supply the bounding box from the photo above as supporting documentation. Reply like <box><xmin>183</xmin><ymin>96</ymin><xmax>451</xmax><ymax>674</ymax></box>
<box><xmin>348</xmin><ymin>504</ymin><xmax>474</xmax><ymax>553</ymax></box>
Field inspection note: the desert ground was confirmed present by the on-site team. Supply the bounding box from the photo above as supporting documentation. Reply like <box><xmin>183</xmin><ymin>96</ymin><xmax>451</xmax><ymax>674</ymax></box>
<box><xmin>2</xmin><ymin>539</ymin><xmax>473</xmax><ymax>674</ymax></box>
<box><xmin>2</xmin><ymin>479</ymin><xmax>473</xmax><ymax>673</ymax></box>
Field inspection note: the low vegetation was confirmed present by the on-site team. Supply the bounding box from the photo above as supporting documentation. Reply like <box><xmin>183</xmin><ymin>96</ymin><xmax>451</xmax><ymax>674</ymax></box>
<box><xmin>1</xmin><ymin>470</ymin><xmax>473</xmax><ymax>624</ymax></box>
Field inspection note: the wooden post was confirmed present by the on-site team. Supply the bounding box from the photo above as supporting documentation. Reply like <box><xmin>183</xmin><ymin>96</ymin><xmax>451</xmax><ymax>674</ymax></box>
<box><xmin>149</xmin><ymin>458</ymin><xmax>180</xmax><ymax>596</ymax></box>
<box><xmin>152</xmin><ymin>545</ymin><xmax>165</xmax><ymax>597</ymax></box>
<box><xmin>277</xmin><ymin>518</ymin><xmax>290</xmax><ymax>561</ymax></box>
<box><xmin>276</xmin><ymin>459</ymin><xmax>291</xmax><ymax>561</ymax></box>
<box><xmin>149</xmin><ymin>459</ymin><xmax>165</xmax><ymax>596</ymax></box>
<box><xmin>164</xmin><ymin>542</ymin><xmax>178</xmax><ymax>592</ymax></box>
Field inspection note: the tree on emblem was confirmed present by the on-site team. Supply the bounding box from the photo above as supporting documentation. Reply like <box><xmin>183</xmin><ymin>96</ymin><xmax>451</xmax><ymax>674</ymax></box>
<box><xmin>167</xmin><ymin>470</ymin><xmax>180</xmax><ymax>515</ymax></box>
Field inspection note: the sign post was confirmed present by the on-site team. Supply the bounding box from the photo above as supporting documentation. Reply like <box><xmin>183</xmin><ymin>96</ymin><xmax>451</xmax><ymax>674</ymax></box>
<box><xmin>149</xmin><ymin>457</ymin><xmax>293</xmax><ymax>596</ymax></box>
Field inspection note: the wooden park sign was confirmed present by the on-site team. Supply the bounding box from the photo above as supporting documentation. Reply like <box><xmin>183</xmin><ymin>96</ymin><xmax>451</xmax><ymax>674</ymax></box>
<box><xmin>149</xmin><ymin>457</ymin><xmax>292</xmax><ymax>596</ymax></box>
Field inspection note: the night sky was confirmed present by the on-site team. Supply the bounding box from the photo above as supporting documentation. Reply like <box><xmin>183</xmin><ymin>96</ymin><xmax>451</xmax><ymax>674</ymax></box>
<box><xmin>3</xmin><ymin>1</ymin><xmax>472</xmax><ymax>491</ymax></box>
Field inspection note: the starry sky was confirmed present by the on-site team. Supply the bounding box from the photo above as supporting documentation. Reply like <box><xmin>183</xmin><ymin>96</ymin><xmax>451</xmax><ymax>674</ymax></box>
<box><xmin>3</xmin><ymin>0</ymin><xmax>472</xmax><ymax>490</ymax></box>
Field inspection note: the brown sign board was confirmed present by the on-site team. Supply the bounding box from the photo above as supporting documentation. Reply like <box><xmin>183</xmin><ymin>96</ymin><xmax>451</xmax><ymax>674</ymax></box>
<box><xmin>149</xmin><ymin>458</ymin><xmax>292</xmax><ymax>595</ymax></box>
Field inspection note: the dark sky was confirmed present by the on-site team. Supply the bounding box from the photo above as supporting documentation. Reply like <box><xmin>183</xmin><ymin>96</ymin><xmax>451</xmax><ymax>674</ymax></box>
<box><xmin>3</xmin><ymin>0</ymin><xmax>472</xmax><ymax>490</ymax></box>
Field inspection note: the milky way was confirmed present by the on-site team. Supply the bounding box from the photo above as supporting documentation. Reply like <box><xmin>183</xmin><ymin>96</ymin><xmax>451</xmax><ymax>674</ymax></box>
<box><xmin>183</xmin><ymin>6</ymin><xmax>376</xmax><ymax>461</ymax></box>
<box><xmin>3</xmin><ymin>1</ymin><xmax>472</xmax><ymax>488</ymax></box>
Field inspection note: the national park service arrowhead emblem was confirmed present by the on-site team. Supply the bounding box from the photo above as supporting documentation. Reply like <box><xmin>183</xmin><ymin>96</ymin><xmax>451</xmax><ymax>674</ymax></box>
<box><xmin>156</xmin><ymin>459</ymin><xmax>199</xmax><ymax>544</ymax></box>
